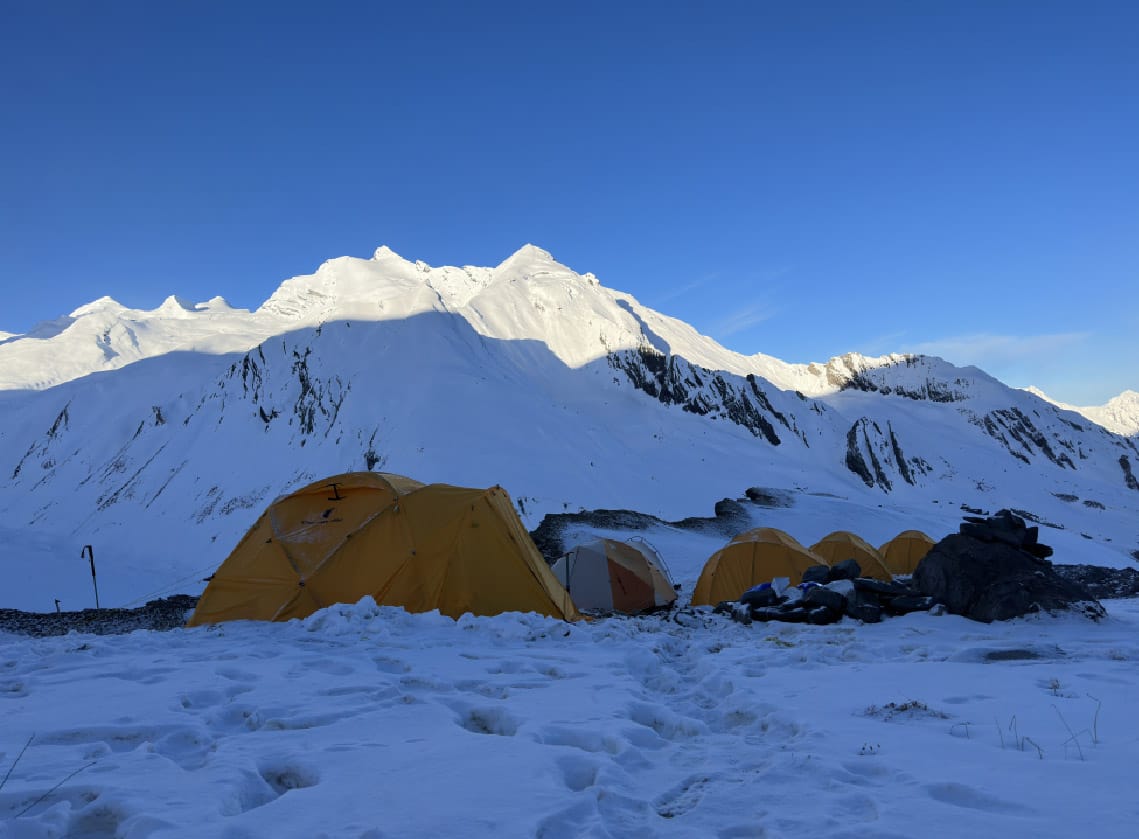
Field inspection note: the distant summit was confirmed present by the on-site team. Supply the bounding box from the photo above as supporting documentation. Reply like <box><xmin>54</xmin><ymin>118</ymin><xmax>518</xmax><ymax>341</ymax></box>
<box><xmin>0</xmin><ymin>245</ymin><xmax>1134</xmax><ymax>436</ymax></box>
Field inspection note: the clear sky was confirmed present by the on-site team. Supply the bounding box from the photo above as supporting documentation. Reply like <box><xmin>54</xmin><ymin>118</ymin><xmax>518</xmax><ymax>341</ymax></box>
<box><xmin>2</xmin><ymin>0</ymin><xmax>1136</xmax><ymax>405</ymax></box>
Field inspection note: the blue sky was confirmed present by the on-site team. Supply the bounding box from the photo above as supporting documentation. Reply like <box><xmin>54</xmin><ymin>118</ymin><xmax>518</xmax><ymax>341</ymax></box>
<box><xmin>2</xmin><ymin>1</ymin><xmax>1136</xmax><ymax>404</ymax></box>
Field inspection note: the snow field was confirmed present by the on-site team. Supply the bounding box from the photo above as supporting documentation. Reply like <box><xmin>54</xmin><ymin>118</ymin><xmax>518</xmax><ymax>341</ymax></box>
<box><xmin>2</xmin><ymin>598</ymin><xmax>1138</xmax><ymax>838</ymax></box>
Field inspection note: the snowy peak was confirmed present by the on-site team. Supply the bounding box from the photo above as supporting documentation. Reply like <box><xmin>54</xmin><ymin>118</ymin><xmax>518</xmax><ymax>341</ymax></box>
<box><xmin>1029</xmin><ymin>387</ymin><xmax>1139</xmax><ymax>437</ymax></box>
<box><xmin>156</xmin><ymin>295</ymin><xmax>199</xmax><ymax>318</ymax></box>
<box><xmin>493</xmin><ymin>243</ymin><xmax>558</xmax><ymax>274</ymax></box>
<box><xmin>371</xmin><ymin>244</ymin><xmax>406</xmax><ymax>261</ymax></box>
<box><xmin>0</xmin><ymin>289</ymin><xmax>263</xmax><ymax>390</ymax></box>
<box><xmin>197</xmin><ymin>295</ymin><xmax>237</xmax><ymax>312</ymax></box>
<box><xmin>70</xmin><ymin>295</ymin><xmax>128</xmax><ymax>319</ymax></box>
<box><xmin>2</xmin><ymin>244</ymin><xmax>1135</xmax><ymax>443</ymax></box>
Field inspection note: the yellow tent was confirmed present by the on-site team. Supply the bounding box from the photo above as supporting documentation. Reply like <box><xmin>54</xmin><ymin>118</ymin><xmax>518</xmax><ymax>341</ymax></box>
<box><xmin>878</xmin><ymin>530</ymin><xmax>936</xmax><ymax>576</ymax></box>
<box><xmin>809</xmin><ymin>531</ymin><xmax>893</xmax><ymax>581</ymax></box>
<box><xmin>187</xmin><ymin>472</ymin><xmax>579</xmax><ymax>625</ymax></box>
<box><xmin>552</xmin><ymin>538</ymin><xmax>676</xmax><ymax>613</ymax></box>
<box><xmin>691</xmin><ymin>528</ymin><xmax>824</xmax><ymax>606</ymax></box>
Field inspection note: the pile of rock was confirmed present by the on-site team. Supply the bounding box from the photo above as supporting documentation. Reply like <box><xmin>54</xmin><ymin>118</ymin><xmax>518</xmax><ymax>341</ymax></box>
<box><xmin>714</xmin><ymin>509</ymin><xmax>1110</xmax><ymax>626</ymax></box>
<box><xmin>714</xmin><ymin>559</ymin><xmax>936</xmax><ymax>626</ymax></box>
<box><xmin>913</xmin><ymin>509</ymin><xmax>1104</xmax><ymax>622</ymax></box>
<box><xmin>0</xmin><ymin>594</ymin><xmax>198</xmax><ymax>637</ymax></box>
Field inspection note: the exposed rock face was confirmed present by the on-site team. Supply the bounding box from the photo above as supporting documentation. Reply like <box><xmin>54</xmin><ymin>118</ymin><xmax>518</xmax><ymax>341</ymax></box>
<box><xmin>913</xmin><ymin>511</ymin><xmax>1104</xmax><ymax>622</ymax></box>
<box><xmin>1052</xmin><ymin>565</ymin><xmax>1139</xmax><ymax>600</ymax></box>
<box><xmin>1121</xmin><ymin>455</ymin><xmax>1139</xmax><ymax>491</ymax></box>
<box><xmin>606</xmin><ymin>348</ymin><xmax>795</xmax><ymax>446</ymax></box>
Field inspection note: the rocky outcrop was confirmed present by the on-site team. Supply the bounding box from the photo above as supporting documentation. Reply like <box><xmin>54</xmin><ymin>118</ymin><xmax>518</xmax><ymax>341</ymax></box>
<box><xmin>913</xmin><ymin>510</ymin><xmax>1104</xmax><ymax>622</ymax></box>
<box><xmin>1053</xmin><ymin>565</ymin><xmax>1139</xmax><ymax>600</ymax></box>
<box><xmin>607</xmin><ymin>348</ymin><xmax>802</xmax><ymax>446</ymax></box>
<box><xmin>843</xmin><ymin>418</ymin><xmax>931</xmax><ymax>491</ymax></box>
<box><xmin>1121</xmin><ymin>455</ymin><xmax>1139</xmax><ymax>490</ymax></box>
<box><xmin>974</xmin><ymin>407</ymin><xmax>1076</xmax><ymax>468</ymax></box>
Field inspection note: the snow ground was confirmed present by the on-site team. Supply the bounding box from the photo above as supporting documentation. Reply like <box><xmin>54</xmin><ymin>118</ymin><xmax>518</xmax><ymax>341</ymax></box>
<box><xmin>2</xmin><ymin>598</ymin><xmax>1137</xmax><ymax>838</ymax></box>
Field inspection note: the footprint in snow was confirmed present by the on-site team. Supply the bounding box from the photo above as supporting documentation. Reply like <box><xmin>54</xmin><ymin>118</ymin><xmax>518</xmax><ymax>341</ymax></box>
<box><xmin>925</xmin><ymin>782</ymin><xmax>1036</xmax><ymax>814</ymax></box>
<box><xmin>556</xmin><ymin>754</ymin><xmax>600</xmax><ymax>792</ymax></box>
<box><xmin>534</xmin><ymin>725</ymin><xmax>622</xmax><ymax>755</ymax></box>
<box><xmin>449</xmin><ymin>702</ymin><xmax>519</xmax><ymax>736</ymax></box>
<box><xmin>654</xmin><ymin>773</ymin><xmax>715</xmax><ymax>819</ymax></box>
<box><xmin>220</xmin><ymin>760</ymin><xmax>320</xmax><ymax>816</ymax></box>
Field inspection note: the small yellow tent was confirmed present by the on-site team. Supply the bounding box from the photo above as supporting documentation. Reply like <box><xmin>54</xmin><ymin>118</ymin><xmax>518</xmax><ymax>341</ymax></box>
<box><xmin>552</xmin><ymin>538</ymin><xmax>676</xmax><ymax>613</ymax></box>
<box><xmin>187</xmin><ymin>472</ymin><xmax>579</xmax><ymax>625</ymax></box>
<box><xmin>691</xmin><ymin>528</ymin><xmax>824</xmax><ymax>606</ymax></box>
<box><xmin>878</xmin><ymin>530</ymin><xmax>936</xmax><ymax>576</ymax></box>
<box><xmin>809</xmin><ymin>531</ymin><xmax>893</xmax><ymax>581</ymax></box>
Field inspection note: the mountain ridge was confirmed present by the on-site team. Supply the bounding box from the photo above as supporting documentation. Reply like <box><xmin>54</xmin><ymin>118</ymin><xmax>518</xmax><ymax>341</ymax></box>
<box><xmin>8</xmin><ymin>244</ymin><xmax>1132</xmax><ymax>430</ymax></box>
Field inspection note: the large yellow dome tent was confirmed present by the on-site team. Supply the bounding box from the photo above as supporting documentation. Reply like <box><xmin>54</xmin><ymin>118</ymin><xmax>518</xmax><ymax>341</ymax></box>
<box><xmin>691</xmin><ymin>528</ymin><xmax>824</xmax><ymax>606</ymax></box>
<box><xmin>551</xmin><ymin>538</ymin><xmax>677</xmax><ymax>613</ymax></box>
<box><xmin>187</xmin><ymin>472</ymin><xmax>579</xmax><ymax>625</ymax></box>
<box><xmin>878</xmin><ymin>530</ymin><xmax>936</xmax><ymax>576</ymax></box>
<box><xmin>809</xmin><ymin>531</ymin><xmax>893</xmax><ymax>581</ymax></box>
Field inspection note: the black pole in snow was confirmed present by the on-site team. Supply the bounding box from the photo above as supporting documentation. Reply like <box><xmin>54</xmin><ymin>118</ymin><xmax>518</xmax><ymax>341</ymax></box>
<box><xmin>81</xmin><ymin>545</ymin><xmax>99</xmax><ymax>609</ymax></box>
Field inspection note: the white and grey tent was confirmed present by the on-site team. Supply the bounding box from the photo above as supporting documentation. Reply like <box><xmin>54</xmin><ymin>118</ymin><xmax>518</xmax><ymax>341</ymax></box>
<box><xmin>551</xmin><ymin>538</ymin><xmax>677</xmax><ymax>613</ymax></box>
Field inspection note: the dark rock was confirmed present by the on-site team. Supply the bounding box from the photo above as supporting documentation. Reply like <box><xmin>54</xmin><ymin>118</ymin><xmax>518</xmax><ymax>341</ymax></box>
<box><xmin>959</xmin><ymin>509</ymin><xmax>1030</xmax><ymax>548</ymax></box>
<box><xmin>825</xmin><ymin>579</ymin><xmax>856</xmax><ymax>600</ymax></box>
<box><xmin>803</xmin><ymin>586</ymin><xmax>847</xmax><ymax>612</ymax></box>
<box><xmin>0</xmin><ymin>594</ymin><xmax>199</xmax><ymax>637</ymax></box>
<box><xmin>740</xmin><ymin>586</ymin><xmax>780</xmax><ymax>608</ymax></box>
<box><xmin>744</xmin><ymin>487</ymin><xmax>794</xmax><ymax>508</ymax></box>
<box><xmin>1025</xmin><ymin>543</ymin><xmax>1054</xmax><ymax>559</ymax></box>
<box><xmin>801</xmin><ymin>564</ymin><xmax>831</xmax><ymax>585</ymax></box>
<box><xmin>914</xmin><ymin>523</ymin><xmax>1104</xmax><ymax>622</ymax></box>
<box><xmin>827</xmin><ymin>559</ymin><xmax>862</xmax><ymax>581</ymax></box>
<box><xmin>846</xmin><ymin>602</ymin><xmax>882</xmax><ymax>623</ymax></box>
<box><xmin>1053</xmin><ymin>565</ymin><xmax>1139</xmax><ymax>600</ymax></box>
<box><xmin>714</xmin><ymin>498</ymin><xmax>748</xmax><ymax>520</ymax></box>
<box><xmin>729</xmin><ymin>603</ymin><xmax>752</xmax><ymax>625</ymax></box>
<box><xmin>807</xmin><ymin>606</ymin><xmax>842</xmax><ymax>625</ymax></box>
<box><xmin>751</xmin><ymin>606</ymin><xmax>810</xmax><ymax>623</ymax></box>
<box><xmin>885</xmin><ymin>595</ymin><xmax>936</xmax><ymax>615</ymax></box>
<box><xmin>853</xmin><ymin>578</ymin><xmax>909</xmax><ymax>597</ymax></box>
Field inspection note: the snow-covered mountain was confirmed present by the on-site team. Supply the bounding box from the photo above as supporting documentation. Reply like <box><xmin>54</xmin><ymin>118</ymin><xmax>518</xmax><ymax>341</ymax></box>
<box><xmin>1026</xmin><ymin>387</ymin><xmax>1139</xmax><ymax>438</ymax></box>
<box><xmin>0</xmin><ymin>245</ymin><xmax>941</xmax><ymax>398</ymax></box>
<box><xmin>2</xmin><ymin>246</ymin><xmax>1137</xmax><ymax>610</ymax></box>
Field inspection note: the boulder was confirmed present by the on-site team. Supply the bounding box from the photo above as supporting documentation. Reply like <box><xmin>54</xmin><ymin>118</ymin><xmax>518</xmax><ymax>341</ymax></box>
<box><xmin>801</xmin><ymin>564</ymin><xmax>831</xmax><ymax>585</ymax></box>
<box><xmin>846</xmin><ymin>602</ymin><xmax>882</xmax><ymax>623</ymax></box>
<box><xmin>740</xmin><ymin>586</ymin><xmax>780</xmax><ymax>608</ymax></box>
<box><xmin>803</xmin><ymin>586</ymin><xmax>847</xmax><ymax>612</ymax></box>
<box><xmin>913</xmin><ymin>514</ymin><xmax>1104</xmax><ymax>622</ymax></box>
<box><xmin>807</xmin><ymin>605</ymin><xmax>843</xmax><ymax>625</ymax></box>
<box><xmin>884</xmin><ymin>595</ymin><xmax>936</xmax><ymax>615</ymax></box>
<box><xmin>750</xmin><ymin>606</ymin><xmax>809</xmax><ymax>623</ymax></box>
<box><xmin>853</xmin><ymin>578</ymin><xmax>909</xmax><ymax>597</ymax></box>
<box><xmin>827</xmin><ymin>559</ymin><xmax>862</xmax><ymax>581</ymax></box>
<box><xmin>824</xmin><ymin>579</ymin><xmax>856</xmax><ymax>600</ymax></box>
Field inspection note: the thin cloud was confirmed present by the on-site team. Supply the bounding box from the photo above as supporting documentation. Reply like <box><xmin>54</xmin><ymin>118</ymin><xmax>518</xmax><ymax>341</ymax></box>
<box><xmin>714</xmin><ymin>300</ymin><xmax>780</xmax><ymax>338</ymax></box>
<box><xmin>655</xmin><ymin>273</ymin><xmax>718</xmax><ymax>304</ymax></box>
<box><xmin>904</xmin><ymin>332</ymin><xmax>1089</xmax><ymax>368</ymax></box>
